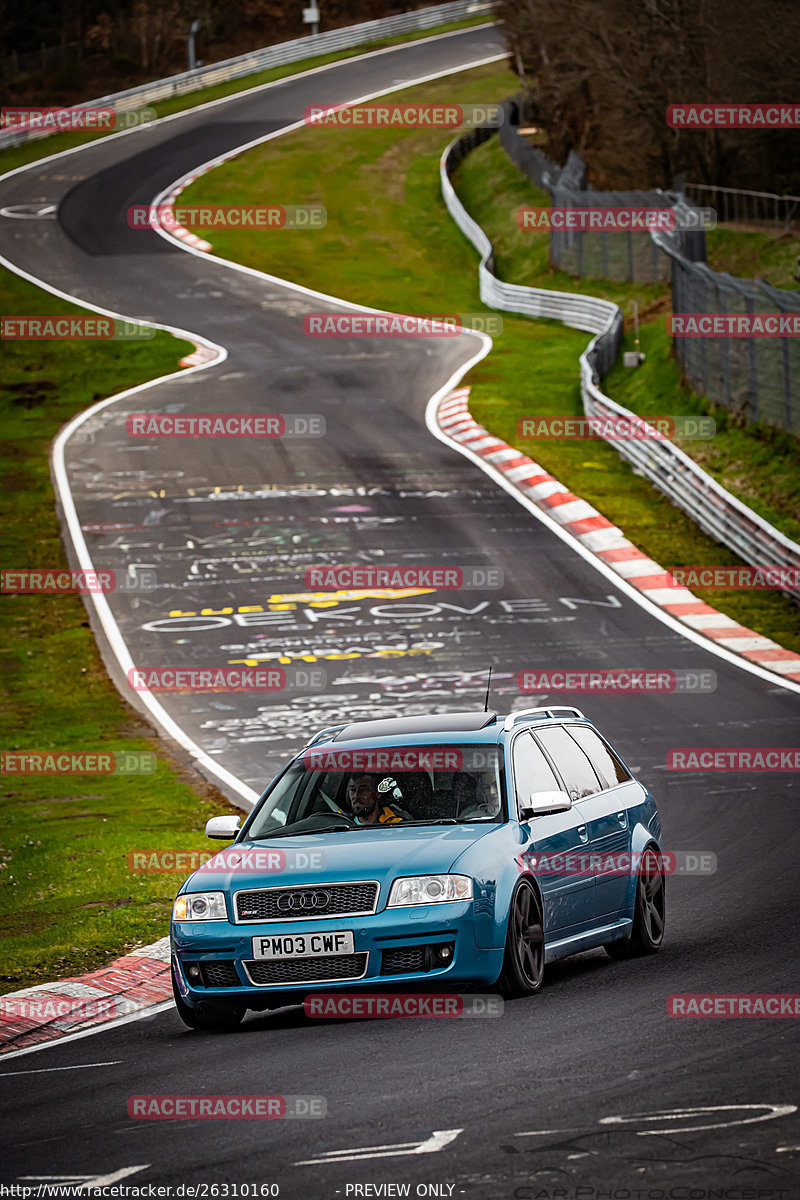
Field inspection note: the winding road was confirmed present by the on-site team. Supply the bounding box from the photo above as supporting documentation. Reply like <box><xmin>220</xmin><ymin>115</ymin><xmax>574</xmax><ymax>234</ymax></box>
<box><xmin>1</xmin><ymin>23</ymin><xmax>798</xmax><ymax>1197</ymax></box>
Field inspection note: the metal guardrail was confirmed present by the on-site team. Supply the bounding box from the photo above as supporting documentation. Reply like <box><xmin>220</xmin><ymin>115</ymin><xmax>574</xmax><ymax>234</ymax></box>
<box><xmin>497</xmin><ymin>101</ymin><xmax>675</xmax><ymax>284</ymax></box>
<box><xmin>684</xmin><ymin>182</ymin><xmax>800</xmax><ymax>234</ymax></box>
<box><xmin>441</xmin><ymin>128</ymin><xmax>800</xmax><ymax>600</ymax></box>
<box><xmin>442</xmin><ymin>128</ymin><xmax>622</xmax><ymax>362</ymax></box>
<box><xmin>0</xmin><ymin>0</ymin><xmax>494</xmax><ymax>151</ymax></box>
<box><xmin>497</xmin><ymin>103</ymin><xmax>800</xmax><ymax>435</ymax></box>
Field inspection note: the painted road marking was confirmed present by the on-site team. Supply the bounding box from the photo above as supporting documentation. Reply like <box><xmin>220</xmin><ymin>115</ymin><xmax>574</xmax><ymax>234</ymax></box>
<box><xmin>0</xmin><ymin>203</ymin><xmax>57</xmax><ymax>218</ymax></box>
<box><xmin>0</xmin><ymin>37</ymin><xmax>504</xmax><ymax>812</ymax></box>
<box><xmin>514</xmin><ymin>1128</ymin><xmax>582</xmax><ymax>1137</ymax></box>
<box><xmin>429</xmin><ymin>390</ymin><xmax>800</xmax><ymax>695</ymax></box>
<box><xmin>20</xmin><ymin>1167</ymin><xmax>150</xmax><ymax>1188</ymax></box>
<box><xmin>0</xmin><ymin>1060</ymin><xmax>122</xmax><ymax>1077</ymax></box>
<box><xmin>516</xmin><ymin>1104</ymin><xmax>797</xmax><ymax>1139</ymax></box>
<box><xmin>295</xmin><ymin>1128</ymin><xmax>463</xmax><ymax>1165</ymax></box>
<box><xmin>599</xmin><ymin>1103</ymin><xmax>798</xmax><ymax>1135</ymax></box>
<box><xmin>0</xmin><ymin>1001</ymin><xmax>174</xmax><ymax>1062</ymax></box>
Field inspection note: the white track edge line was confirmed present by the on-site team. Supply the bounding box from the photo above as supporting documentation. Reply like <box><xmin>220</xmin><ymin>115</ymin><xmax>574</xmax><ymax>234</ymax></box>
<box><xmin>1</xmin><ymin>30</ymin><xmax>797</xmax><ymax>1065</ymax></box>
<box><xmin>0</xmin><ymin>39</ymin><xmax>506</xmax><ymax>1060</ymax></box>
<box><xmin>0</xmin><ymin>248</ymin><xmax>262</xmax><ymax>801</ymax></box>
<box><xmin>0</xmin><ymin>49</ymin><xmax>507</xmax><ymax>807</ymax></box>
<box><xmin>0</xmin><ymin>1002</ymin><xmax>175</xmax><ymax>1061</ymax></box>
<box><xmin>425</xmin><ymin>401</ymin><xmax>800</xmax><ymax>695</ymax></box>
<box><xmin>0</xmin><ymin>24</ymin><xmax>500</xmax><ymax>187</ymax></box>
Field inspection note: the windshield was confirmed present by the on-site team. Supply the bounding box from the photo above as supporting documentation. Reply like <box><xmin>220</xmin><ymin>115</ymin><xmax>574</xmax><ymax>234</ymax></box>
<box><xmin>245</xmin><ymin>744</ymin><xmax>504</xmax><ymax>839</ymax></box>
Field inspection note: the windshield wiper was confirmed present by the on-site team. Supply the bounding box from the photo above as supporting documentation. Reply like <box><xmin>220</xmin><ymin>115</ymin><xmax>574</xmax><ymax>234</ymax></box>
<box><xmin>251</xmin><ymin>817</ymin><xmax>462</xmax><ymax>838</ymax></box>
<box><xmin>252</xmin><ymin>822</ymin><xmax>355</xmax><ymax>839</ymax></box>
<box><xmin>392</xmin><ymin>818</ymin><xmax>459</xmax><ymax>826</ymax></box>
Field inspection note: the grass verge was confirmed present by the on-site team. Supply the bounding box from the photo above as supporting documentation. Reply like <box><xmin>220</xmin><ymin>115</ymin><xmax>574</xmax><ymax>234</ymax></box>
<box><xmin>705</xmin><ymin>226</ymin><xmax>800</xmax><ymax>292</ymax></box>
<box><xmin>0</xmin><ymin>12</ymin><xmax>495</xmax><ymax>994</ymax></box>
<box><xmin>0</xmin><ymin>274</ymin><xmax>239</xmax><ymax>992</ymax></box>
<box><xmin>178</xmin><ymin>64</ymin><xmax>800</xmax><ymax>653</ymax></box>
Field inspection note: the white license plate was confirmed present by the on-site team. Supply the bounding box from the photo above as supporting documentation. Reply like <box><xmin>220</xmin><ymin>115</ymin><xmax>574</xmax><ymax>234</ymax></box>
<box><xmin>251</xmin><ymin>931</ymin><xmax>355</xmax><ymax>960</ymax></box>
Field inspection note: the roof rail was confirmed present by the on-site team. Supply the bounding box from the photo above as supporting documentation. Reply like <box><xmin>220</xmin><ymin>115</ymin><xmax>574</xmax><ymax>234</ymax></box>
<box><xmin>503</xmin><ymin>707</ymin><xmax>585</xmax><ymax>731</ymax></box>
<box><xmin>302</xmin><ymin>723</ymin><xmax>348</xmax><ymax>750</ymax></box>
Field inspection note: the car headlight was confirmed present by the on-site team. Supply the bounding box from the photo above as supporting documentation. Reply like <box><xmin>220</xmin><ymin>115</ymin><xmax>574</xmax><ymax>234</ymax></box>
<box><xmin>172</xmin><ymin>892</ymin><xmax>228</xmax><ymax>921</ymax></box>
<box><xmin>387</xmin><ymin>875</ymin><xmax>473</xmax><ymax>907</ymax></box>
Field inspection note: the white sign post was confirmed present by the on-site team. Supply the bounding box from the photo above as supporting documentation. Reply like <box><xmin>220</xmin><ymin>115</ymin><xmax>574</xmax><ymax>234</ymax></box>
<box><xmin>302</xmin><ymin>6</ymin><xmax>320</xmax><ymax>35</ymax></box>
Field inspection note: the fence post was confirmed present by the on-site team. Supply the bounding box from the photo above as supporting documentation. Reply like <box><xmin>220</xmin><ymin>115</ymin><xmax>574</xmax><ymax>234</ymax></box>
<box><xmin>781</xmin><ymin>327</ymin><xmax>793</xmax><ymax>434</ymax></box>
<box><xmin>745</xmin><ymin>295</ymin><xmax>759</xmax><ymax>423</ymax></box>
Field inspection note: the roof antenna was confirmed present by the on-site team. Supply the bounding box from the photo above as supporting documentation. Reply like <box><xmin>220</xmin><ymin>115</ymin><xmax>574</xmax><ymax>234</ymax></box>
<box><xmin>483</xmin><ymin>666</ymin><xmax>493</xmax><ymax>712</ymax></box>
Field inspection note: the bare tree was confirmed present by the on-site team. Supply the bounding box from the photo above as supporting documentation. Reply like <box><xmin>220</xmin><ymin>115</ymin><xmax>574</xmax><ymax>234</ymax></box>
<box><xmin>498</xmin><ymin>0</ymin><xmax>800</xmax><ymax>191</ymax></box>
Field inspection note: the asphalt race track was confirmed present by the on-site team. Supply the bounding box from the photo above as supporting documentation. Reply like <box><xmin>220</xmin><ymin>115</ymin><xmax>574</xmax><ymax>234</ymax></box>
<box><xmin>1</xmin><ymin>23</ymin><xmax>799</xmax><ymax>1198</ymax></box>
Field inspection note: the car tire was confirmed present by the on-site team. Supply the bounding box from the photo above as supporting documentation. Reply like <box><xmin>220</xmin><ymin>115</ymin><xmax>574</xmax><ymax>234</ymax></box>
<box><xmin>172</xmin><ymin>969</ymin><xmax>246</xmax><ymax>1031</ymax></box>
<box><xmin>605</xmin><ymin>844</ymin><xmax>666</xmax><ymax>960</ymax></box>
<box><xmin>497</xmin><ymin>879</ymin><xmax>545</xmax><ymax>998</ymax></box>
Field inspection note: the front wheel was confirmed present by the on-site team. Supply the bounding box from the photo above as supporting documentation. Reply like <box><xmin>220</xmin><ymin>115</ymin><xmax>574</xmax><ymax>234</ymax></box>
<box><xmin>172</xmin><ymin>969</ymin><xmax>246</xmax><ymax>1031</ymax></box>
<box><xmin>497</xmin><ymin>880</ymin><xmax>545</xmax><ymax>998</ymax></box>
<box><xmin>605</xmin><ymin>845</ymin><xmax>666</xmax><ymax>959</ymax></box>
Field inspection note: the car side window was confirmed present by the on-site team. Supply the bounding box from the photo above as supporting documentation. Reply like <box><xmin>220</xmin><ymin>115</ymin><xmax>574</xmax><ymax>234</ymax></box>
<box><xmin>534</xmin><ymin>726</ymin><xmax>602</xmax><ymax>801</ymax></box>
<box><xmin>512</xmin><ymin>731</ymin><xmax>562</xmax><ymax>812</ymax></box>
<box><xmin>566</xmin><ymin>725</ymin><xmax>632</xmax><ymax>789</ymax></box>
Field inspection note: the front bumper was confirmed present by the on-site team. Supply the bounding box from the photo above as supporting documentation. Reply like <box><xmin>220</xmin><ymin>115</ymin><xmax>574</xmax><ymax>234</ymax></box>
<box><xmin>172</xmin><ymin>902</ymin><xmax>502</xmax><ymax>1007</ymax></box>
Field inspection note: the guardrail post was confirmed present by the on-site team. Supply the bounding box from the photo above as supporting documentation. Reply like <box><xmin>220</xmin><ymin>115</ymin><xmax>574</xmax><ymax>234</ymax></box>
<box><xmin>441</xmin><ymin>125</ymin><xmax>800</xmax><ymax>596</ymax></box>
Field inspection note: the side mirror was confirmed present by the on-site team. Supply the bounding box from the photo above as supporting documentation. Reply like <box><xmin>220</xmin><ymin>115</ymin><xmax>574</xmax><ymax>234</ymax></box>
<box><xmin>205</xmin><ymin>815</ymin><xmax>241</xmax><ymax>840</ymax></box>
<box><xmin>519</xmin><ymin>790</ymin><xmax>572</xmax><ymax>820</ymax></box>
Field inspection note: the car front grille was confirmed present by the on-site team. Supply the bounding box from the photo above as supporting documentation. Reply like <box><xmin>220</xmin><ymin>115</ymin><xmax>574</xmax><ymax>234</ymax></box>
<box><xmin>201</xmin><ymin>960</ymin><xmax>241</xmax><ymax>988</ymax></box>
<box><xmin>243</xmin><ymin>953</ymin><xmax>368</xmax><ymax>986</ymax></box>
<box><xmin>380</xmin><ymin>946</ymin><xmax>427</xmax><ymax>975</ymax></box>
<box><xmin>235</xmin><ymin>882</ymin><xmax>378</xmax><ymax>922</ymax></box>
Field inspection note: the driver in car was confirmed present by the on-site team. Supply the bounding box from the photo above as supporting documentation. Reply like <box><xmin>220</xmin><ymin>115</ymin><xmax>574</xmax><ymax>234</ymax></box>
<box><xmin>350</xmin><ymin>774</ymin><xmax>407</xmax><ymax>825</ymax></box>
<box><xmin>456</xmin><ymin>773</ymin><xmax>501</xmax><ymax>820</ymax></box>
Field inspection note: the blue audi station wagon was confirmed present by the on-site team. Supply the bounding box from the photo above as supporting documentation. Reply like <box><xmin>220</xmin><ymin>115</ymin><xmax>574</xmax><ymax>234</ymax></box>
<box><xmin>171</xmin><ymin>708</ymin><xmax>666</xmax><ymax>1028</ymax></box>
